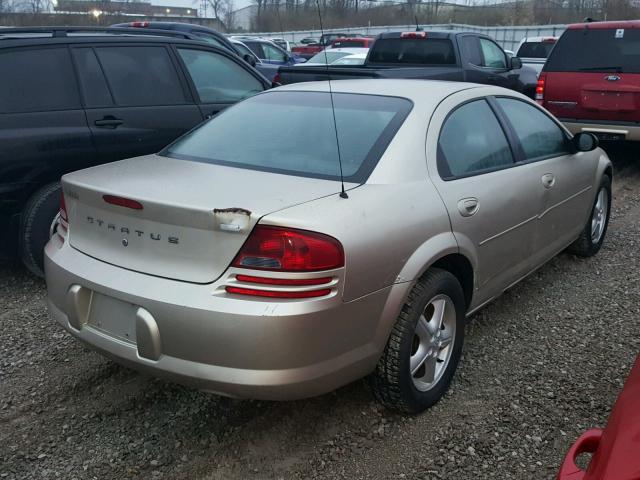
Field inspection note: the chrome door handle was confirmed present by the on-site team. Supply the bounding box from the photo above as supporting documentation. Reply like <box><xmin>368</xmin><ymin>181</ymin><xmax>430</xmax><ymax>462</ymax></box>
<box><xmin>458</xmin><ymin>197</ymin><xmax>479</xmax><ymax>217</ymax></box>
<box><xmin>541</xmin><ymin>173</ymin><xmax>556</xmax><ymax>189</ymax></box>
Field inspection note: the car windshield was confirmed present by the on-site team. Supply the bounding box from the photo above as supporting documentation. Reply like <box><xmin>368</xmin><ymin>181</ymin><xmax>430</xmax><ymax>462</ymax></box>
<box><xmin>162</xmin><ymin>91</ymin><xmax>412</xmax><ymax>182</ymax></box>
<box><xmin>516</xmin><ymin>41</ymin><xmax>555</xmax><ymax>58</ymax></box>
<box><xmin>546</xmin><ymin>29</ymin><xmax>640</xmax><ymax>73</ymax></box>
<box><xmin>307</xmin><ymin>51</ymin><xmax>352</xmax><ymax>64</ymax></box>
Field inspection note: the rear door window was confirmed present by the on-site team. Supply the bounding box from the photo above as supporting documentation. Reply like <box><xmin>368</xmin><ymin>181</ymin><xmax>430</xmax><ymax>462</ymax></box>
<box><xmin>438</xmin><ymin>99</ymin><xmax>514</xmax><ymax>178</ymax></box>
<box><xmin>177</xmin><ymin>48</ymin><xmax>264</xmax><ymax>104</ymax></box>
<box><xmin>516</xmin><ymin>41</ymin><xmax>555</xmax><ymax>58</ymax></box>
<box><xmin>244</xmin><ymin>42</ymin><xmax>264</xmax><ymax>59</ymax></box>
<box><xmin>0</xmin><ymin>47</ymin><xmax>81</xmax><ymax>113</ymax></box>
<box><xmin>546</xmin><ymin>29</ymin><xmax>640</xmax><ymax>73</ymax></box>
<box><xmin>495</xmin><ymin>98</ymin><xmax>569</xmax><ymax>161</ymax></box>
<box><xmin>262</xmin><ymin>43</ymin><xmax>287</xmax><ymax>62</ymax></box>
<box><xmin>94</xmin><ymin>46</ymin><xmax>188</xmax><ymax>106</ymax></box>
<box><xmin>368</xmin><ymin>38</ymin><xmax>456</xmax><ymax>65</ymax></box>
<box><xmin>72</xmin><ymin>48</ymin><xmax>113</xmax><ymax>108</ymax></box>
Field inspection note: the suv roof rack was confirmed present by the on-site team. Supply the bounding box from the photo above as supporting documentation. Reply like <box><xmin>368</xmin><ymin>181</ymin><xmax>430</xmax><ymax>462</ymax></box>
<box><xmin>0</xmin><ymin>26</ymin><xmax>199</xmax><ymax>40</ymax></box>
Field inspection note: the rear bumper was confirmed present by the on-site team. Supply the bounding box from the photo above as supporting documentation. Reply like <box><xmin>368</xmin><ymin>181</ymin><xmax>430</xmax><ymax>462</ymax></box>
<box><xmin>560</xmin><ymin>120</ymin><xmax>640</xmax><ymax>141</ymax></box>
<box><xmin>44</xmin><ymin>237</ymin><xmax>407</xmax><ymax>400</ymax></box>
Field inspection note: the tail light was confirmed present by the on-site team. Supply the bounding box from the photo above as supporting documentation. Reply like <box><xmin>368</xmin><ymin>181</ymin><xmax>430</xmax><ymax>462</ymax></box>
<box><xmin>130</xmin><ymin>21</ymin><xmax>149</xmax><ymax>27</ymax></box>
<box><xmin>401</xmin><ymin>31</ymin><xmax>427</xmax><ymax>39</ymax></box>
<box><xmin>272</xmin><ymin>72</ymin><xmax>281</xmax><ymax>85</ymax></box>
<box><xmin>232</xmin><ymin>225</ymin><xmax>343</xmax><ymax>272</ymax></box>
<box><xmin>535</xmin><ymin>72</ymin><xmax>546</xmax><ymax>105</ymax></box>
<box><xmin>226</xmin><ymin>225</ymin><xmax>343</xmax><ymax>299</ymax></box>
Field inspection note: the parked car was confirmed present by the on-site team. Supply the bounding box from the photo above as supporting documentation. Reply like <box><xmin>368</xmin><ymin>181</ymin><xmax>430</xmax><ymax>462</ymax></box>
<box><xmin>267</xmin><ymin>37</ymin><xmax>292</xmax><ymax>51</ymax></box>
<box><xmin>291</xmin><ymin>32</ymin><xmax>352</xmax><ymax>59</ymax></box>
<box><xmin>230</xmin><ymin>38</ymin><xmax>279</xmax><ymax>81</ymax></box>
<box><xmin>0</xmin><ymin>27</ymin><xmax>270</xmax><ymax>275</ymax></box>
<box><xmin>299</xmin><ymin>47</ymin><xmax>370</xmax><ymax>66</ymax></box>
<box><xmin>46</xmin><ymin>79</ymin><xmax>611</xmax><ymax>413</ymax></box>
<box><xmin>557</xmin><ymin>355</ymin><xmax>640</xmax><ymax>480</ymax></box>
<box><xmin>538</xmin><ymin>20</ymin><xmax>640</xmax><ymax>141</ymax></box>
<box><xmin>331</xmin><ymin>53</ymin><xmax>368</xmax><ymax>66</ymax></box>
<box><xmin>515</xmin><ymin>36</ymin><xmax>557</xmax><ymax>76</ymax></box>
<box><xmin>280</xmin><ymin>31</ymin><xmax>538</xmax><ymax>98</ymax></box>
<box><xmin>300</xmin><ymin>37</ymin><xmax>319</xmax><ymax>44</ymax></box>
<box><xmin>329</xmin><ymin>37</ymin><xmax>375</xmax><ymax>49</ymax></box>
<box><xmin>240</xmin><ymin>37</ymin><xmax>304</xmax><ymax>66</ymax></box>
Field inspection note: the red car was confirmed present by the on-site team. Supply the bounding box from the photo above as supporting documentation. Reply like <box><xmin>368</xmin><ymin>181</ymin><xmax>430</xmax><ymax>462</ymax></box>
<box><xmin>291</xmin><ymin>33</ymin><xmax>352</xmax><ymax>59</ymax></box>
<box><xmin>329</xmin><ymin>37</ymin><xmax>375</xmax><ymax>49</ymax></box>
<box><xmin>557</xmin><ymin>355</ymin><xmax>640</xmax><ymax>480</ymax></box>
<box><xmin>538</xmin><ymin>20</ymin><xmax>640</xmax><ymax>141</ymax></box>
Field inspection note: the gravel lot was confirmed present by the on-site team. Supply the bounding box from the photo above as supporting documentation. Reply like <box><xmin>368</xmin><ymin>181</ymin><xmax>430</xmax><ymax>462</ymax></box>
<box><xmin>1</xmin><ymin>143</ymin><xmax>639</xmax><ymax>480</ymax></box>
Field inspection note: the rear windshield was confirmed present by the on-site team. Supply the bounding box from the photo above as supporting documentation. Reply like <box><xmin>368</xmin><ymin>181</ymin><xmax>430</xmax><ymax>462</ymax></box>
<box><xmin>332</xmin><ymin>40</ymin><xmax>366</xmax><ymax>48</ymax></box>
<box><xmin>162</xmin><ymin>91</ymin><xmax>412</xmax><ymax>183</ymax></box>
<box><xmin>546</xmin><ymin>28</ymin><xmax>640</xmax><ymax>73</ymax></box>
<box><xmin>368</xmin><ymin>38</ymin><xmax>456</xmax><ymax>65</ymax></box>
<box><xmin>516</xmin><ymin>41</ymin><xmax>555</xmax><ymax>58</ymax></box>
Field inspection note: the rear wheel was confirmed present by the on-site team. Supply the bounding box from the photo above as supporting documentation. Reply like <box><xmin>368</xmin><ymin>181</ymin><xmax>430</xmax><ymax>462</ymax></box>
<box><xmin>20</xmin><ymin>182</ymin><xmax>61</xmax><ymax>277</ymax></box>
<box><xmin>370</xmin><ymin>268</ymin><xmax>465</xmax><ymax>414</ymax></box>
<box><xmin>567</xmin><ymin>174</ymin><xmax>611</xmax><ymax>258</ymax></box>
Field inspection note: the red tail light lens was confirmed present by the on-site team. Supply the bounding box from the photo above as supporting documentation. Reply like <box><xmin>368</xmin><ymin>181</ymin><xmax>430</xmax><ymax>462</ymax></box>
<box><xmin>401</xmin><ymin>31</ymin><xmax>427</xmax><ymax>39</ymax></box>
<box><xmin>535</xmin><ymin>73</ymin><xmax>546</xmax><ymax>105</ymax></box>
<box><xmin>273</xmin><ymin>72</ymin><xmax>281</xmax><ymax>85</ymax></box>
<box><xmin>225</xmin><ymin>286</ymin><xmax>331</xmax><ymax>298</ymax></box>
<box><xmin>130</xmin><ymin>21</ymin><xmax>149</xmax><ymax>27</ymax></box>
<box><xmin>232</xmin><ymin>225</ymin><xmax>344</xmax><ymax>272</ymax></box>
<box><xmin>60</xmin><ymin>192</ymin><xmax>68</xmax><ymax>223</ymax></box>
<box><xmin>103</xmin><ymin>195</ymin><xmax>143</xmax><ymax>210</ymax></box>
<box><xmin>235</xmin><ymin>274</ymin><xmax>332</xmax><ymax>286</ymax></box>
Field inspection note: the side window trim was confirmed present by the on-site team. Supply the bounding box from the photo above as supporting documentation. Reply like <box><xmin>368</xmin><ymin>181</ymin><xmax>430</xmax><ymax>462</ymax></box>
<box><xmin>70</xmin><ymin>46</ymin><xmax>116</xmax><ymax>108</ymax></box>
<box><xmin>437</xmin><ymin>97</ymin><xmax>517</xmax><ymax>181</ymax></box>
<box><xmin>486</xmin><ymin>96</ymin><xmax>525</xmax><ymax>162</ymax></box>
<box><xmin>490</xmin><ymin>95</ymin><xmax>573</xmax><ymax>164</ymax></box>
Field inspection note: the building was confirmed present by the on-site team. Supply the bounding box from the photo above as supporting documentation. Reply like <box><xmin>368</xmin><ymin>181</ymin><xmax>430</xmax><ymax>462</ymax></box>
<box><xmin>230</xmin><ymin>4</ymin><xmax>257</xmax><ymax>31</ymax></box>
<box><xmin>55</xmin><ymin>0</ymin><xmax>198</xmax><ymax>17</ymax></box>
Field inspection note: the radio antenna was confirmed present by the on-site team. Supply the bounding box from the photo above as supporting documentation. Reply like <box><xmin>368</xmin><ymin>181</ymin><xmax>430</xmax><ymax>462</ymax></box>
<box><xmin>315</xmin><ymin>0</ymin><xmax>348</xmax><ymax>199</ymax></box>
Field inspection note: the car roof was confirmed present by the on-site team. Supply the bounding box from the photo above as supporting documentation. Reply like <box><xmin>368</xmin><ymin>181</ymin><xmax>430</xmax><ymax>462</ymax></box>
<box><xmin>568</xmin><ymin>20</ymin><xmax>640</xmax><ymax>29</ymax></box>
<box><xmin>519</xmin><ymin>36</ymin><xmax>558</xmax><ymax>42</ymax></box>
<box><xmin>323</xmin><ymin>47</ymin><xmax>369</xmax><ymax>54</ymax></box>
<box><xmin>275</xmin><ymin>79</ymin><xmax>483</xmax><ymax>101</ymax></box>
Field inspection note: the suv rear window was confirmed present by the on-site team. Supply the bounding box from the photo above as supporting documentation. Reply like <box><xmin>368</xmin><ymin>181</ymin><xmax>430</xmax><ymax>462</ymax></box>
<box><xmin>546</xmin><ymin>29</ymin><xmax>640</xmax><ymax>73</ymax></box>
<box><xmin>516</xmin><ymin>41</ymin><xmax>555</xmax><ymax>58</ymax></box>
<box><xmin>163</xmin><ymin>91</ymin><xmax>412</xmax><ymax>182</ymax></box>
<box><xmin>368</xmin><ymin>38</ymin><xmax>455</xmax><ymax>65</ymax></box>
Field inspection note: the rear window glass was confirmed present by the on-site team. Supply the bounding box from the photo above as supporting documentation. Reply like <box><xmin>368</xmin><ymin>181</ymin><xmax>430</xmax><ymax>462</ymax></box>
<box><xmin>0</xmin><ymin>47</ymin><xmax>80</xmax><ymax>113</ymax></box>
<box><xmin>332</xmin><ymin>40</ymin><xmax>366</xmax><ymax>48</ymax></box>
<box><xmin>162</xmin><ymin>91</ymin><xmax>412</xmax><ymax>183</ymax></box>
<box><xmin>516</xmin><ymin>41</ymin><xmax>555</xmax><ymax>58</ymax></box>
<box><xmin>546</xmin><ymin>29</ymin><xmax>640</xmax><ymax>73</ymax></box>
<box><xmin>368</xmin><ymin>38</ymin><xmax>455</xmax><ymax>65</ymax></box>
<box><xmin>308</xmin><ymin>51</ymin><xmax>351</xmax><ymax>64</ymax></box>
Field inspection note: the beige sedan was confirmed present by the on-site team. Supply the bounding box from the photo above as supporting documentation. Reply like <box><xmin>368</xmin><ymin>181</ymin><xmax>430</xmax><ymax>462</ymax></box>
<box><xmin>45</xmin><ymin>80</ymin><xmax>612</xmax><ymax>413</ymax></box>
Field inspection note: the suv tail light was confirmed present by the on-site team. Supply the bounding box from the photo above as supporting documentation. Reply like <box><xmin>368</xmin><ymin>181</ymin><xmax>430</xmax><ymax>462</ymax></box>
<box><xmin>227</xmin><ymin>225</ymin><xmax>343</xmax><ymax>299</ymax></box>
<box><xmin>536</xmin><ymin>72</ymin><xmax>546</xmax><ymax>105</ymax></box>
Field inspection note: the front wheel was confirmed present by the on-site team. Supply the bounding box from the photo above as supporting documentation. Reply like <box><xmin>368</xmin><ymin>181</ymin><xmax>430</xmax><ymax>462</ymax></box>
<box><xmin>369</xmin><ymin>268</ymin><xmax>466</xmax><ymax>414</ymax></box>
<box><xmin>567</xmin><ymin>174</ymin><xmax>611</xmax><ymax>258</ymax></box>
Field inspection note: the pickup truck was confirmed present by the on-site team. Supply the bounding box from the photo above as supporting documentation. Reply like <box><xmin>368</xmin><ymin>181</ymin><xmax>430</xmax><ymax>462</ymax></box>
<box><xmin>279</xmin><ymin>31</ymin><xmax>538</xmax><ymax>98</ymax></box>
<box><xmin>291</xmin><ymin>32</ymin><xmax>356</xmax><ymax>59</ymax></box>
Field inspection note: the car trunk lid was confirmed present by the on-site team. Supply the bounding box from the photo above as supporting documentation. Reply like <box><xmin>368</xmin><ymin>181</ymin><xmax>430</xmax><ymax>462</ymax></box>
<box><xmin>62</xmin><ymin>154</ymin><xmax>344</xmax><ymax>283</ymax></box>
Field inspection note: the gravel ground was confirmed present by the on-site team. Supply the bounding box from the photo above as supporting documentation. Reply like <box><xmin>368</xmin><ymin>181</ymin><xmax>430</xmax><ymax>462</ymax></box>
<box><xmin>1</xmin><ymin>143</ymin><xmax>639</xmax><ymax>480</ymax></box>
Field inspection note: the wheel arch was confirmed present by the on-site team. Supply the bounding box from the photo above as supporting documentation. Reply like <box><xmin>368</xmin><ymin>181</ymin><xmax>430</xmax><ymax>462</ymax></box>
<box><xmin>428</xmin><ymin>253</ymin><xmax>474</xmax><ymax>310</ymax></box>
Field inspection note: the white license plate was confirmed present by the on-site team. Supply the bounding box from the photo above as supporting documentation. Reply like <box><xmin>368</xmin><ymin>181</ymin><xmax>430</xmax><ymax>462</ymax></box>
<box><xmin>88</xmin><ymin>293</ymin><xmax>137</xmax><ymax>344</ymax></box>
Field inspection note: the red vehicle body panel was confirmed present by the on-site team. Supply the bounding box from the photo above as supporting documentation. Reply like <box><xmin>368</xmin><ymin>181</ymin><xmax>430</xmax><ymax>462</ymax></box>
<box><xmin>329</xmin><ymin>37</ymin><xmax>375</xmax><ymax>48</ymax></box>
<box><xmin>557</xmin><ymin>355</ymin><xmax>640</xmax><ymax>480</ymax></box>
<box><xmin>541</xmin><ymin>20</ymin><xmax>640</xmax><ymax>135</ymax></box>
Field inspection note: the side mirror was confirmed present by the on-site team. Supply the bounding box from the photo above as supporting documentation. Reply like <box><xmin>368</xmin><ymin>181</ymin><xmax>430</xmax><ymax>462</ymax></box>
<box><xmin>573</xmin><ymin>132</ymin><xmax>599</xmax><ymax>152</ymax></box>
<box><xmin>243</xmin><ymin>54</ymin><xmax>257</xmax><ymax>67</ymax></box>
<box><xmin>510</xmin><ymin>56</ymin><xmax>523</xmax><ymax>70</ymax></box>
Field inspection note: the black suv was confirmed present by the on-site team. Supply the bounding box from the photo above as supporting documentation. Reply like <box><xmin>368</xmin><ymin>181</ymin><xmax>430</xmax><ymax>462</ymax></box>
<box><xmin>0</xmin><ymin>27</ymin><xmax>270</xmax><ymax>275</ymax></box>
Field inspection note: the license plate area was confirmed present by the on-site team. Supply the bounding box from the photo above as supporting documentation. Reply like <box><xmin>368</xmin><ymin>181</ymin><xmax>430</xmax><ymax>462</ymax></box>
<box><xmin>88</xmin><ymin>293</ymin><xmax>137</xmax><ymax>344</ymax></box>
<box><xmin>593</xmin><ymin>132</ymin><xmax>626</xmax><ymax>141</ymax></box>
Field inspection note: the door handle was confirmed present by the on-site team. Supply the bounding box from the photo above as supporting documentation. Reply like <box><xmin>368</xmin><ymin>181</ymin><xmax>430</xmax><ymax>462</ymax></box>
<box><xmin>458</xmin><ymin>197</ymin><xmax>479</xmax><ymax>217</ymax></box>
<box><xmin>94</xmin><ymin>117</ymin><xmax>123</xmax><ymax>128</ymax></box>
<box><xmin>541</xmin><ymin>173</ymin><xmax>556</xmax><ymax>189</ymax></box>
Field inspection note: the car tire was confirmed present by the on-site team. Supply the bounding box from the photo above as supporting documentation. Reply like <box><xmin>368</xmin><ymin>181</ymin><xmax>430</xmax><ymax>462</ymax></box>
<box><xmin>369</xmin><ymin>268</ymin><xmax>465</xmax><ymax>414</ymax></box>
<box><xmin>20</xmin><ymin>182</ymin><xmax>61</xmax><ymax>278</ymax></box>
<box><xmin>567</xmin><ymin>174</ymin><xmax>611</xmax><ymax>258</ymax></box>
